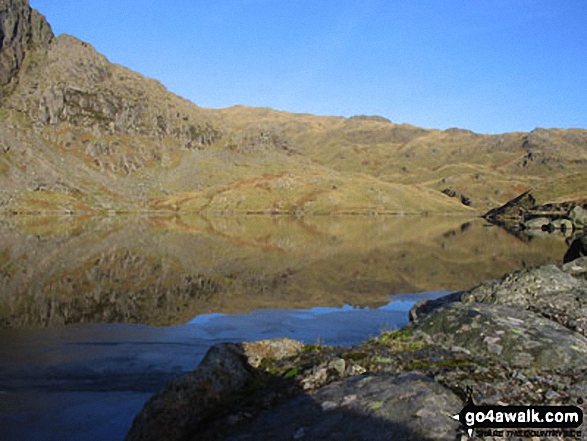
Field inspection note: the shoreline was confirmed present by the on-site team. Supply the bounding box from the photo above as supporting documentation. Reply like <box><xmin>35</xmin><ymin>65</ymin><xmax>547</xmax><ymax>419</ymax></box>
<box><xmin>127</xmin><ymin>257</ymin><xmax>587</xmax><ymax>441</ymax></box>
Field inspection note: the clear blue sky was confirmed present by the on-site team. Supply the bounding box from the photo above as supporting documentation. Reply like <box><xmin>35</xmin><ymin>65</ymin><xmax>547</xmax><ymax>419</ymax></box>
<box><xmin>30</xmin><ymin>0</ymin><xmax>586</xmax><ymax>134</ymax></box>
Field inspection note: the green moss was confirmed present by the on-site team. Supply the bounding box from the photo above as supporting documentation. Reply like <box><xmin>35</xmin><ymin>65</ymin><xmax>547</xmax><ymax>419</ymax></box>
<box><xmin>302</xmin><ymin>343</ymin><xmax>322</xmax><ymax>354</ymax></box>
<box><xmin>257</xmin><ymin>358</ymin><xmax>291</xmax><ymax>377</ymax></box>
<box><xmin>375</xmin><ymin>329</ymin><xmax>428</xmax><ymax>351</ymax></box>
<box><xmin>377</xmin><ymin>329</ymin><xmax>413</xmax><ymax>344</ymax></box>
<box><xmin>370</xmin><ymin>401</ymin><xmax>384</xmax><ymax>410</ymax></box>
<box><xmin>283</xmin><ymin>367</ymin><xmax>300</xmax><ymax>379</ymax></box>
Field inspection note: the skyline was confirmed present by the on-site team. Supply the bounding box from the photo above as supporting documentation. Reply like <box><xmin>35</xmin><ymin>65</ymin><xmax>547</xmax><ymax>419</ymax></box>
<box><xmin>30</xmin><ymin>0</ymin><xmax>587</xmax><ymax>134</ymax></box>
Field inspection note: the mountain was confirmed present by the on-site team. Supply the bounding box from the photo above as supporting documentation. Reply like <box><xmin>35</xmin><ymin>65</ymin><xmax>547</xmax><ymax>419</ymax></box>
<box><xmin>1</xmin><ymin>0</ymin><xmax>586</xmax><ymax>215</ymax></box>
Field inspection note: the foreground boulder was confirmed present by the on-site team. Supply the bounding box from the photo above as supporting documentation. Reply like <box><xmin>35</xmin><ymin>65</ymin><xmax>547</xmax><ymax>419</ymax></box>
<box><xmin>410</xmin><ymin>302</ymin><xmax>587</xmax><ymax>369</ymax></box>
<box><xmin>198</xmin><ymin>373</ymin><xmax>462</xmax><ymax>441</ymax></box>
<box><xmin>126</xmin><ymin>339</ymin><xmax>304</xmax><ymax>441</ymax></box>
<box><xmin>462</xmin><ymin>264</ymin><xmax>587</xmax><ymax>336</ymax></box>
<box><xmin>125</xmin><ymin>343</ymin><xmax>253</xmax><ymax>441</ymax></box>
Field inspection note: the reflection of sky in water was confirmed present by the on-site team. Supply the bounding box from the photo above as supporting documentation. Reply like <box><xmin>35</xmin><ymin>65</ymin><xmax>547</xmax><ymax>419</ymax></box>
<box><xmin>0</xmin><ymin>291</ymin><xmax>450</xmax><ymax>441</ymax></box>
<box><xmin>190</xmin><ymin>292</ymin><xmax>450</xmax><ymax>325</ymax></box>
<box><xmin>184</xmin><ymin>291</ymin><xmax>450</xmax><ymax>345</ymax></box>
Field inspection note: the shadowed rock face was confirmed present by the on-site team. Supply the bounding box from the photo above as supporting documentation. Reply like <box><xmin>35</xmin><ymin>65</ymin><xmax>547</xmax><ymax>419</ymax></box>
<box><xmin>0</xmin><ymin>0</ymin><xmax>53</xmax><ymax>90</ymax></box>
<box><xmin>202</xmin><ymin>373</ymin><xmax>463</xmax><ymax>441</ymax></box>
<box><xmin>125</xmin><ymin>343</ymin><xmax>253</xmax><ymax>441</ymax></box>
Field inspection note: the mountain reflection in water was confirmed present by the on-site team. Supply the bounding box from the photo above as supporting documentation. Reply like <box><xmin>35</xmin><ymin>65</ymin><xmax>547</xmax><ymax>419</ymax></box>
<box><xmin>0</xmin><ymin>214</ymin><xmax>571</xmax><ymax>441</ymax></box>
<box><xmin>0</xmin><ymin>214</ymin><xmax>568</xmax><ymax>329</ymax></box>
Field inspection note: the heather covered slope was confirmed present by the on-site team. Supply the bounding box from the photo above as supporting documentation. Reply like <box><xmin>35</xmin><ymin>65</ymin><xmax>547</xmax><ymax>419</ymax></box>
<box><xmin>1</xmin><ymin>0</ymin><xmax>586</xmax><ymax>215</ymax></box>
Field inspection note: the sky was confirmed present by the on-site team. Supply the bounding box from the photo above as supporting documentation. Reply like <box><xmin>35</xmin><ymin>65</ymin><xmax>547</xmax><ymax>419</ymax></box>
<box><xmin>30</xmin><ymin>0</ymin><xmax>587</xmax><ymax>134</ymax></box>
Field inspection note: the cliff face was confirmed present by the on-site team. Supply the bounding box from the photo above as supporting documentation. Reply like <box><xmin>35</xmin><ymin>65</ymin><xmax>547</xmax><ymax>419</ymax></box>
<box><xmin>0</xmin><ymin>0</ymin><xmax>53</xmax><ymax>92</ymax></box>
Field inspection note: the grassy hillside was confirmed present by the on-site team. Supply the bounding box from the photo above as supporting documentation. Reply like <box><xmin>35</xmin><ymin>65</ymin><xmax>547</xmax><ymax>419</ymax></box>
<box><xmin>0</xmin><ymin>3</ymin><xmax>586</xmax><ymax>215</ymax></box>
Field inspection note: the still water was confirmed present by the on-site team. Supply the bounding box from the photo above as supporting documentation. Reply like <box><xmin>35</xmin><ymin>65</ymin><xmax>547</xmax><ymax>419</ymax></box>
<box><xmin>0</xmin><ymin>214</ymin><xmax>570</xmax><ymax>440</ymax></box>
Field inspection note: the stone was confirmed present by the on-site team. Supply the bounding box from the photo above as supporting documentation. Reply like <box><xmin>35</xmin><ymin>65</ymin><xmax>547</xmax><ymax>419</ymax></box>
<box><xmin>0</xmin><ymin>0</ymin><xmax>53</xmax><ymax>90</ymax></box>
<box><xmin>562</xmin><ymin>256</ymin><xmax>587</xmax><ymax>278</ymax></box>
<box><xmin>410</xmin><ymin>302</ymin><xmax>587</xmax><ymax>369</ymax></box>
<box><xmin>459</xmin><ymin>265</ymin><xmax>587</xmax><ymax>337</ymax></box>
<box><xmin>242</xmin><ymin>338</ymin><xmax>304</xmax><ymax>368</ymax></box>
<box><xmin>197</xmin><ymin>373</ymin><xmax>463</xmax><ymax>441</ymax></box>
<box><xmin>126</xmin><ymin>339</ymin><xmax>305</xmax><ymax>441</ymax></box>
<box><xmin>564</xmin><ymin>234</ymin><xmax>587</xmax><ymax>264</ymax></box>
<box><xmin>484</xmin><ymin>191</ymin><xmax>536</xmax><ymax>221</ymax></box>
<box><xmin>569</xmin><ymin>206</ymin><xmax>587</xmax><ymax>228</ymax></box>
<box><xmin>522</xmin><ymin>217</ymin><xmax>551</xmax><ymax>230</ymax></box>
<box><xmin>125</xmin><ymin>343</ymin><xmax>253</xmax><ymax>441</ymax></box>
<box><xmin>409</xmin><ymin>291</ymin><xmax>463</xmax><ymax>322</ymax></box>
<box><xmin>461</xmin><ymin>264</ymin><xmax>583</xmax><ymax>306</ymax></box>
<box><xmin>552</xmin><ymin>218</ymin><xmax>573</xmax><ymax>233</ymax></box>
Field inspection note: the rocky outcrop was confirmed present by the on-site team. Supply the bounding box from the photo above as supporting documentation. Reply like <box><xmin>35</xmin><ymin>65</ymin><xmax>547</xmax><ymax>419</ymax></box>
<box><xmin>125</xmin><ymin>343</ymin><xmax>253</xmax><ymax>441</ymax></box>
<box><xmin>440</xmin><ymin>187</ymin><xmax>472</xmax><ymax>206</ymax></box>
<box><xmin>564</xmin><ymin>234</ymin><xmax>587</xmax><ymax>264</ymax></box>
<box><xmin>412</xmin><ymin>302</ymin><xmax>587</xmax><ymax>368</ymax></box>
<box><xmin>462</xmin><ymin>264</ymin><xmax>587</xmax><ymax>334</ymax></box>
<box><xmin>483</xmin><ymin>190</ymin><xmax>536</xmax><ymax>222</ymax></box>
<box><xmin>126</xmin><ymin>261</ymin><xmax>587</xmax><ymax>440</ymax></box>
<box><xmin>569</xmin><ymin>206</ymin><xmax>587</xmax><ymax>229</ymax></box>
<box><xmin>126</xmin><ymin>339</ymin><xmax>304</xmax><ymax>441</ymax></box>
<box><xmin>200</xmin><ymin>373</ymin><xmax>463</xmax><ymax>441</ymax></box>
<box><xmin>484</xmin><ymin>191</ymin><xmax>587</xmax><ymax>246</ymax></box>
<box><xmin>0</xmin><ymin>0</ymin><xmax>53</xmax><ymax>92</ymax></box>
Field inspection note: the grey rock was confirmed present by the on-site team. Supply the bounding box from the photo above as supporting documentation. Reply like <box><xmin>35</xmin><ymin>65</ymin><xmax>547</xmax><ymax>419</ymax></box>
<box><xmin>462</xmin><ymin>264</ymin><xmax>583</xmax><ymax>306</ymax></box>
<box><xmin>564</xmin><ymin>234</ymin><xmax>587</xmax><ymax>264</ymax></box>
<box><xmin>242</xmin><ymin>338</ymin><xmax>305</xmax><ymax>368</ymax></box>
<box><xmin>409</xmin><ymin>291</ymin><xmax>463</xmax><ymax>322</ymax></box>
<box><xmin>410</xmin><ymin>302</ymin><xmax>587</xmax><ymax>369</ymax></box>
<box><xmin>460</xmin><ymin>265</ymin><xmax>587</xmax><ymax>336</ymax></box>
<box><xmin>552</xmin><ymin>218</ymin><xmax>573</xmax><ymax>232</ymax></box>
<box><xmin>201</xmin><ymin>373</ymin><xmax>462</xmax><ymax>441</ymax></box>
<box><xmin>569</xmin><ymin>206</ymin><xmax>587</xmax><ymax>228</ymax></box>
<box><xmin>125</xmin><ymin>343</ymin><xmax>253</xmax><ymax>441</ymax></box>
<box><xmin>523</xmin><ymin>217</ymin><xmax>551</xmax><ymax>230</ymax></box>
<box><xmin>126</xmin><ymin>339</ymin><xmax>304</xmax><ymax>441</ymax></box>
<box><xmin>0</xmin><ymin>0</ymin><xmax>53</xmax><ymax>90</ymax></box>
<box><xmin>562</xmin><ymin>256</ymin><xmax>587</xmax><ymax>278</ymax></box>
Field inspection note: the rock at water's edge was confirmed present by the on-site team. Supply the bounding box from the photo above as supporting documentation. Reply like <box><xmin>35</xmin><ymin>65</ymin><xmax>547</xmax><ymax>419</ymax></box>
<box><xmin>125</xmin><ymin>338</ymin><xmax>305</xmax><ymax>441</ymax></box>
<box><xmin>410</xmin><ymin>302</ymin><xmax>587</xmax><ymax>369</ymax></box>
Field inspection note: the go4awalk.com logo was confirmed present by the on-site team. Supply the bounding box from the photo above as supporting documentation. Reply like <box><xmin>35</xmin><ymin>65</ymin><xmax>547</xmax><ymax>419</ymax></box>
<box><xmin>452</xmin><ymin>388</ymin><xmax>584</xmax><ymax>438</ymax></box>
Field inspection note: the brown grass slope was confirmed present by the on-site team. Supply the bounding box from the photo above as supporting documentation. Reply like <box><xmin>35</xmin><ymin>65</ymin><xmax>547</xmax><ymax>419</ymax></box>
<box><xmin>0</xmin><ymin>0</ymin><xmax>586</xmax><ymax>215</ymax></box>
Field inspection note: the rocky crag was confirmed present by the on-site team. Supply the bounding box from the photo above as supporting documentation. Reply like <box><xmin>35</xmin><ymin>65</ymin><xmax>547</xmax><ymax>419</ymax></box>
<box><xmin>126</xmin><ymin>257</ymin><xmax>587</xmax><ymax>440</ymax></box>
<box><xmin>483</xmin><ymin>191</ymin><xmax>587</xmax><ymax>257</ymax></box>
<box><xmin>484</xmin><ymin>191</ymin><xmax>587</xmax><ymax>227</ymax></box>
<box><xmin>1</xmin><ymin>0</ymin><xmax>587</xmax><ymax>215</ymax></box>
<box><xmin>0</xmin><ymin>0</ymin><xmax>53</xmax><ymax>92</ymax></box>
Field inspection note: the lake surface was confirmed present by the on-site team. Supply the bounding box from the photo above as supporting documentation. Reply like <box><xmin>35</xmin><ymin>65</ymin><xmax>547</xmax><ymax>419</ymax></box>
<box><xmin>0</xmin><ymin>214</ymin><xmax>571</xmax><ymax>440</ymax></box>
